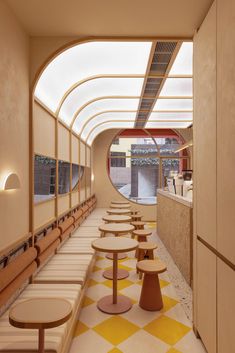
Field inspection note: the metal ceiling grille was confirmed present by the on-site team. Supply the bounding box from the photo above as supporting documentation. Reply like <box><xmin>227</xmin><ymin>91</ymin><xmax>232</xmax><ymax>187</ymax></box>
<box><xmin>134</xmin><ymin>41</ymin><xmax>179</xmax><ymax>128</ymax></box>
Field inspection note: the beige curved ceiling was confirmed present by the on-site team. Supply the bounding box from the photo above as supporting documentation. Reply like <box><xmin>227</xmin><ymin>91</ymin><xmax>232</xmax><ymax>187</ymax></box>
<box><xmin>6</xmin><ymin>0</ymin><xmax>213</xmax><ymax>37</ymax></box>
<box><xmin>33</xmin><ymin>39</ymin><xmax>193</xmax><ymax>145</ymax></box>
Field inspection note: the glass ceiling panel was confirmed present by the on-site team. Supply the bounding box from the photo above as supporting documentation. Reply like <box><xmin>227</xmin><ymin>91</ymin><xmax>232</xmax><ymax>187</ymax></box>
<box><xmin>148</xmin><ymin>111</ymin><xmax>192</xmax><ymax>121</ymax></box>
<box><xmin>159</xmin><ymin>78</ymin><xmax>192</xmax><ymax>97</ymax></box>
<box><xmin>81</xmin><ymin>112</ymin><xmax>137</xmax><ymax>140</ymax></box>
<box><xmin>87</xmin><ymin>121</ymin><xmax>134</xmax><ymax>145</ymax></box>
<box><xmin>59</xmin><ymin>78</ymin><xmax>144</xmax><ymax>125</ymax></box>
<box><xmin>35</xmin><ymin>41</ymin><xmax>152</xmax><ymax>113</ymax></box>
<box><xmin>169</xmin><ymin>42</ymin><xmax>193</xmax><ymax>76</ymax></box>
<box><xmin>74</xmin><ymin>98</ymin><xmax>139</xmax><ymax>134</ymax></box>
<box><xmin>153</xmin><ymin>98</ymin><xmax>193</xmax><ymax>111</ymax></box>
<box><xmin>146</xmin><ymin>121</ymin><xmax>191</xmax><ymax>128</ymax></box>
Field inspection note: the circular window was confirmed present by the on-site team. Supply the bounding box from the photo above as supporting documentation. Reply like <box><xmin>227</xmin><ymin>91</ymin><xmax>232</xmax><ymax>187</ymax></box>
<box><xmin>108</xmin><ymin>129</ymin><xmax>189</xmax><ymax>205</ymax></box>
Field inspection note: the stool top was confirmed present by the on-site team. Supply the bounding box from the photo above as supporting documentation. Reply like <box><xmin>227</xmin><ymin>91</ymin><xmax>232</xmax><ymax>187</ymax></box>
<box><xmin>133</xmin><ymin>229</ymin><xmax>152</xmax><ymax>236</ymax></box>
<box><xmin>102</xmin><ymin>215</ymin><xmax>131</xmax><ymax>223</ymax></box>
<box><xmin>111</xmin><ymin>200</ymin><xmax>130</xmax><ymax>205</ymax></box>
<box><xmin>92</xmin><ymin>237</ymin><xmax>138</xmax><ymax>253</ymax></box>
<box><xmin>131</xmin><ymin>221</ymin><xmax>146</xmax><ymax>226</ymax></box>
<box><xmin>99</xmin><ymin>223</ymin><xmax>134</xmax><ymax>234</ymax></box>
<box><xmin>138</xmin><ymin>242</ymin><xmax>157</xmax><ymax>250</ymax></box>
<box><xmin>110</xmin><ymin>204</ymin><xmax>131</xmax><ymax>209</ymax></box>
<box><xmin>107</xmin><ymin>209</ymin><xmax>131</xmax><ymax>215</ymax></box>
<box><xmin>137</xmin><ymin>259</ymin><xmax>166</xmax><ymax>274</ymax></box>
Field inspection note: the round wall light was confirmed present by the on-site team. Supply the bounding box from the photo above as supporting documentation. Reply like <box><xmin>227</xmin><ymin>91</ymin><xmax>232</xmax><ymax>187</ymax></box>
<box><xmin>2</xmin><ymin>173</ymin><xmax>21</xmax><ymax>190</ymax></box>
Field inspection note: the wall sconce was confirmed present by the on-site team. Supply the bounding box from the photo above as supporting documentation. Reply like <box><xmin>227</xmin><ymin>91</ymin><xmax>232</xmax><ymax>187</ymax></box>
<box><xmin>91</xmin><ymin>173</ymin><xmax>94</xmax><ymax>182</ymax></box>
<box><xmin>1</xmin><ymin>173</ymin><xmax>21</xmax><ymax>190</ymax></box>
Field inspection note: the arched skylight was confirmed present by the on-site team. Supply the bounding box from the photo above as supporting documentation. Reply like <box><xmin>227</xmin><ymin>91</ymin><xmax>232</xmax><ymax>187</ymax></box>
<box><xmin>59</xmin><ymin>78</ymin><xmax>144</xmax><ymax>126</ymax></box>
<box><xmin>35</xmin><ymin>41</ymin><xmax>152</xmax><ymax>113</ymax></box>
<box><xmin>87</xmin><ymin>121</ymin><xmax>135</xmax><ymax>145</ymax></box>
<box><xmin>74</xmin><ymin>99</ymin><xmax>139</xmax><ymax>135</ymax></box>
<box><xmin>169</xmin><ymin>42</ymin><xmax>193</xmax><ymax>75</ymax></box>
<box><xmin>34</xmin><ymin>40</ymin><xmax>193</xmax><ymax>145</ymax></box>
<box><xmin>81</xmin><ymin>111</ymin><xmax>137</xmax><ymax>140</ymax></box>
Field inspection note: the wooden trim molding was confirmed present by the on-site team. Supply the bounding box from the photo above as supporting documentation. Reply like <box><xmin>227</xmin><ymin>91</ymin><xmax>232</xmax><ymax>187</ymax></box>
<box><xmin>197</xmin><ymin>236</ymin><xmax>235</xmax><ymax>271</ymax></box>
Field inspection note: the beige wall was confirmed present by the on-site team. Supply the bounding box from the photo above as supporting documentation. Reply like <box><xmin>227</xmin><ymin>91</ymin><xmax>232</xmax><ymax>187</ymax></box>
<box><xmin>0</xmin><ymin>2</ymin><xmax>29</xmax><ymax>252</ymax></box>
<box><xmin>30</xmin><ymin>36</ymin><xmax>77</xmax><ymax>86</ymax></box>
<box><xmin>92</xmin><ymin>129</ymin><xmax>156</xmax><ymax>220</ymax></box>
<box><xmin>194</xmin><ymin>1</ymin><xmax>235</xmax><ymax>352</ymax></box>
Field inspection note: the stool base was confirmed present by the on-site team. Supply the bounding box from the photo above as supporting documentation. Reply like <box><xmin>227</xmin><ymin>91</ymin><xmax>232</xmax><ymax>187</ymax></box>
<box><xmin>139</xmin><ymin>273</ymin><xmax>163</xmax><ymax>311</ymax></box>
<box><xmin>97</xmin><ymin>295</ymin><xmax>132</xmax><ymax>314</ymax></box>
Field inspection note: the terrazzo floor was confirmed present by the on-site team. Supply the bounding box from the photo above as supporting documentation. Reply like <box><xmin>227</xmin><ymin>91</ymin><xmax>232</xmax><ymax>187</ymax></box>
<box><xmin>69</xmin><ymin>211</ymin><xmax>206</xmax><ymax>353</ymax></box>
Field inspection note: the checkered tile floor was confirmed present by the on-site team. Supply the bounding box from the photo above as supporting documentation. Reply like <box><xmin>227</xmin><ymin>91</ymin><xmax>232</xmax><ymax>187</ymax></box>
<box><xmin>69</xmin><ymin>225</ymin><xmax>206</xmax><ymax>353</ymax></box>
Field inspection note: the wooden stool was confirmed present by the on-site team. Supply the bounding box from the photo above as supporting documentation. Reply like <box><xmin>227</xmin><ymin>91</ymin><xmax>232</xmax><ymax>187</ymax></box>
<box><xmin>133</xmin><ymin>229</ymin><xmax>152</xmax><ymax>258</ymax></box>
<box><xmin>131</xmin><ymin>221</ymin><xmax>146</xmax><ymax>233</ymax></box>
<box><xmin>131</xmin><ymin>214</ymin><xmax>143</xmax><ymax>221</ymax></box>
<box><xmin>137</xmin><ymin>242</ymin><xmax>157</xmax><ymax>278</ymax></box>
<box><xmin>137</xmin><ymin>259</ymin><xmax>167</xmax><ymax>311</ymax></box>
<box><xmin>133</xmin><ymin>229</ymin><xmax>152</xmax><ymax>242</ymax></box>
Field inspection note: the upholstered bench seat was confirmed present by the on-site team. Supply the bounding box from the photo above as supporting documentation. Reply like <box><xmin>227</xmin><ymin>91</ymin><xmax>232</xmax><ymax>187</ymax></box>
<box><xmin>80</xmin><ymin>219</ymin><xmax>104</xmax><ymax>227</ymax></box>
<box><xmin>0</xmin><ymin>283</ymin><xmax>81</xmax><ymax>353</ymax></box>
<box><xmin>57</xmin><ymin>238</ymin><xmax>97</xmax><ymax>255</ymax></box>
<box><xmin>72</xmin><ymin>226</ymin><xmax>101</xmax><ymax>238</ymax></box>
<box><xmin>34</xmin><ymin>254</ymin><xmax>93</xmax><ymax>285</ymax></box>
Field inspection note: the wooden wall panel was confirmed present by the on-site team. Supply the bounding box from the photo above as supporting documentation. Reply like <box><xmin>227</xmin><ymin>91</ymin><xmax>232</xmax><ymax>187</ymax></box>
<box><xmin>86</xmin><ymin>147</ymin><xmax>91</xmax><ymax>167</ymax></box>
<box><xmin>217</xmin><ymin>259</ymin><xmax>235</xmax><ymax>353</ymax></box>
<box><xmin>71</xmin><ymin>191</ymin><xmax>79</xmax><ymax>207</ymax></box>
<box><xmin>80</xmin><ymin>141</ymin><xmax>86</xmax><ymax>166</ymax></box>
<box><xmin>80</xmin><ymin>188</ymin><xmax>86</xmax><ymax>202</ymax></box>
<box><xmin>71</xmin><ymin>135</ymin><xmax>79</xmax><ymax>164</ymax></box>
<box><xmin>196</xmin><ymin>240</ymin><xmax>217</xmax><ymax>353</ymax></box>
<box><xmin>194</xmin><ymin>2</ymin><xmax>217</xmax><ymax>247</ymax></box>
<box><xmin>217</xmin><ymin>0</ymin><xmax>235</xmax><ymax>264</ymax></box>
<box><xmin>34</xmin><ymin>199</ymin><xmax>55</xmax><ymax>231</ymax></box>
<box><xmin>58</xmin><ymin>194</ymin><xmax>70</xmax><ymax>216</ymax></box>
<box><xmin>58</xmin><ymin>123</ymin><xmax>70</xmax><ymax>161</ymax></box>
<box><xmin>34</xmin><ymin>102</ymin><xmax>55</xmax><ymax>157</ymax></box>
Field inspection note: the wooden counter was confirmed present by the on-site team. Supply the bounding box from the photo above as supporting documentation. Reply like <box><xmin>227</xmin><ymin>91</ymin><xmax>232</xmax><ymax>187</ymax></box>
<box><xmin>157</xmin><ymin>189</ymin><xmax>193</xmax><ymax>286</ymax></box>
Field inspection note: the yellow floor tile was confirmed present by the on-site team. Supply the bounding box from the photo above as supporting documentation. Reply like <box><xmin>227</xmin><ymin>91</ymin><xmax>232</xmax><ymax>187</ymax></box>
<box><xmin>73</xmin><ymin>321</ymin><xmax>89</xmax><ymax>337</ymax></box>
<box><xmin>144</xmin><ymin>315</ymin><xmax>191</xmax><ymax>345</ymax></box>
<box><xmin>93</xmin><ymin>316</ymin><xmax>139</xmax><ymax>345</ymax></box>
<box><xmin>102</xmin><ymin>279</ymin><xmax>134</xmax><ymax>290</ymax></box>
<box><xmin>161</xmin><ymin>295</ymin><xmax>178</xmax><ymax>312</ymax></box>
<box><xmin>104</xmin><ymin>264</ymin><xmax>133</xmax><ymax>272</ymax></box>
<box><xmin>160</xmin><ymin>279</ymin><xmax>170</xmax><ymax>288</ymax></box>
<box><xmin>93</xmin><ymin>265</ymin><xmax>102</xmax><ymax>272</ymax></box>
<box><xmin>82</xmin><ymin>296</ymin><xmax>95</xmax><ymax>308</ymax></box>
<box><xmin>96</xmin><ymin>256</ymin><xmax>105</xmax><ymax>261</ymax></box>
<box><xmin>88</xmin><ymin>279</ymin><xmax>99</xmax><ymax>287</ymax></box>
<box><xmin>108</xmin><ymin>349</ymin><xmax>123</xmax><ymax>353</ymax></box>
<box><xmin>167</xmin><ymin>348</ymin><xmax>182</xmax><ymax>353</ymax></box>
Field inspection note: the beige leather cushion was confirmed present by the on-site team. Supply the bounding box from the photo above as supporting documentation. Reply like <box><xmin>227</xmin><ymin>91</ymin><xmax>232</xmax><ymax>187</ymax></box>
<box><xmin>0</xmin><ymin>283</ymin><xmax>81</xmax><ymax>352</ymax></box>
<box><xmin>72</xmin><ymin>226</ymin><xmax>100</xmax><ymax>238</ymax></box>
<box><xmin>57</xmin><ymin>238</ymin><xmax>96</xmax><ymax>255</ymax></box>
<box><xmin>34</xmin><ymin>254</ymin><xmax>93</xmax><ymax>284</ymax></box>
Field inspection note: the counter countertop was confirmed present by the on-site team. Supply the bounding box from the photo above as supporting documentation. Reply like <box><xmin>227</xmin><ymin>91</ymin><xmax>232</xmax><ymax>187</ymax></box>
<box><xmin>157</xmin><ymin>189</ymin><xmax>193</xmax><ymax>208</ymax></box>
